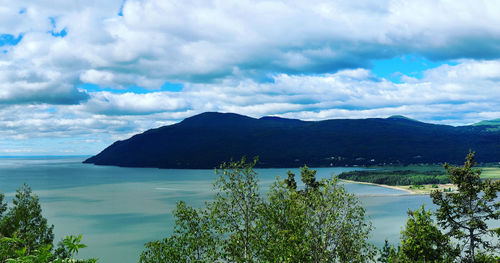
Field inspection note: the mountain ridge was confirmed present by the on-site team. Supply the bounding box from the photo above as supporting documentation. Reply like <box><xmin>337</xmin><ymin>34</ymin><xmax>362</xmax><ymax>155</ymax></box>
<box><xmin>84</xmin><ymin>112</ymin><xmax>500</xmax><ymax>168</ymax></box>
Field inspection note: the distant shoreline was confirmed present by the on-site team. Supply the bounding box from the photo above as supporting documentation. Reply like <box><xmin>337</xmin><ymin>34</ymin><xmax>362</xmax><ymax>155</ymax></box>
<box><xmin>340</xmin><ymin>179</ymin><xmax>419</xmax><ymax>194</ymax></box>
<box><xmin>341</xmin><ymin>179</ymin><xmax>459</xmax><ymax>195</ymax></box>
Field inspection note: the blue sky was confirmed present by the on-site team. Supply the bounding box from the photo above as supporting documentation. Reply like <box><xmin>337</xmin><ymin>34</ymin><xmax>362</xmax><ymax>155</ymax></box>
<box><xmin>1</xmin><ymin>0</ymin><xmax>500</xmax><ymax>155</ymax></box>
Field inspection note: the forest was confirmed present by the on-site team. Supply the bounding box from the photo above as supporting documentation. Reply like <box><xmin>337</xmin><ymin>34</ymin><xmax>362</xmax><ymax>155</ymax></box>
<box><xmin>338</xmin><ymin>170</ymin><xmax>450</xmax><ymax>185</ymax></box>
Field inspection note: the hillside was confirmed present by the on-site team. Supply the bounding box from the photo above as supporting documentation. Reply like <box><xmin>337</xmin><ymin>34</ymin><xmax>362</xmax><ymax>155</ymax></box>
<box><xmin>84</xmin><ymin>112</ymin><xmax>500</xmax><ymax>168</ymax></box>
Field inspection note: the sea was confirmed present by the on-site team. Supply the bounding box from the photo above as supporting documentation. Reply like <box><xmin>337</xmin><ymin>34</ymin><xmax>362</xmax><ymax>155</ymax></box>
<box><xmin>0</xmin><ymin>157</ymin><xmax>435</xmax><ymax>263</ymax></box>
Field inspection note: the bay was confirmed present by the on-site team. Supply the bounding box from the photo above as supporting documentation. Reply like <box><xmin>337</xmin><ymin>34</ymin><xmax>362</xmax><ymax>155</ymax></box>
<box><xmin>0</xmin><ymin>157</ymin><xmax>433</xmax><ymax>263</ymax></box>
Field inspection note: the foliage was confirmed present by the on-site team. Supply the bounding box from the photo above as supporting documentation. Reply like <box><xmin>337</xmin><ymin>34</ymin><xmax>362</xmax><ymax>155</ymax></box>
<box><xmin>141</xmin><ymin>158</ymin><xmax>375</xmax><ymax>262</ymax></box>
<box><xmin>262</xmin><ymin>166</ymin><xmax>375</xmax><ymax>262</ymax></box>
<box><xmin>0</xmin><ymin>236</ymin><xmax>54</xmax><ymax>263</ymax></box>
<box><xmin>377</xmin><ymin>240</ymin><xmax>400</xmax><ymax>263</ymax></box>
<box><xmin>140</xmin><ymin>201</ymin><xmax>216</xmax><ymax>263</ymax></box>
<box><xmin>0</xmin><ymin>184</ymin><xmax>97</xmax><ymax>263</ymax></box>
<box><xmin>61</xmin><ymin>235</ymin><xmax>87</xmax><ymax>258</ymax></box>
<box><xmin>339</xmin><ymin>170</ymin><xmax>449</xmax><ymax>186</ymax></box>
<box><xmin>0</xmin><ymin>234</ymin><xmax>97</xmax><ymax>263</ymax></box>
<box><xmin>430</xmin><ymin>151</ymin><xmax>500</xmax><ymax>262</ymax></box>
<box><xmin>211</xmin><ymin>157</ymin><xmax>265</xmax><ymax>262</ymax></box>
<box><xmin>378</xmin><ymin>240</ymin><xmax>392</xmax><ymax>262</ymax></box>
<box><xmin>0</xmin><ymin>183</ymin><xmax>54</xmax><ymax>253</ymax></box>
<box><xmin>398</xmin><ymin>205</ymin><xmax>458</xmax><ymax>262</ymax></box>
<box><xmin>0</xmin><ymin>193</ymin><xmax>6</xmax><ymax>220</ymax></box>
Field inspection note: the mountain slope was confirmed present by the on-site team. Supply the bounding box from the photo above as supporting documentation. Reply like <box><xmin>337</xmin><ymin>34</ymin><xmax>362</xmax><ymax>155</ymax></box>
<box><xmin>84</xmin><ymin>112</ymin><xmax>500</xmax><ymax>168</ymax></box>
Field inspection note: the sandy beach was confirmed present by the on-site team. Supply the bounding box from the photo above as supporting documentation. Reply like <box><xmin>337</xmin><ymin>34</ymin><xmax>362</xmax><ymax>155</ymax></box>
<box><xmin>340</xmin><ymin>179</ymin><xmax>417</xmax><ymax>193</ymax></box>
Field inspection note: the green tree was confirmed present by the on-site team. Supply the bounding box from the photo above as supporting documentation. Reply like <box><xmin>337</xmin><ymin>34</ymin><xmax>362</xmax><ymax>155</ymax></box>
<box><xmin>0</xmin><ymin>193</ymin><xmax>6</xmax><ymax>220</ymax></box>
<box><xmin>261</xmin><ymin>176</ymin><xmax>309</xmax><ymax>262</ymax></box>
<box><xmin>430</xmin><ymin>152</ymin><xmax>500</xmax><ymax>262</ymax></box>
<box><xmin>141</xmin><ymin>159</ymin><xmax>375</xmax><ymax>262</ymax></box>
<box><xmin>377</xmin><ymin>240</ymin><xmax>400</xmax><ymax>263</ymax></box>
<box><xmin>140</xmin><ymin>201</ymin><xmax>216</xmax><ymax>263</ymax></box>
<box><xmin>210</xmin><ymin>157</ymin><xmax>265</xmax><ymax>262</ymax></box>
<box><xmin>62</xmin><ymin>234</ymin><xmax>87</xmax><ymax>258</ymax></box>
<box><xmin>251</xmin><ymin>165</ymin><xmax>374</xmax><ymax>262</ymax></box>
<box><xmin>378</xmin><ymin>240</ymin><xmax>392</xmax><ymax>263</ymax></box>
<box><xmin>0</xmin><ymin>193</ymin><xmax>6</xmax><ymax>238</ymax></box>
<box><xmin>399</xmin><ymin>205</ymin><xmax>457</xmax><ymax>262</ymax></box>
<box><xmin>1</xmin><ymin>184</ymin><xmax>96</xmax><ymax>263</ymax></box>
<box><xmin>0</xmin><ymin>183</ymin><xmax>54</xmax><ymax>254</ymax></box>
<box><xmin>140</xmin><ymin>157</ymin><xmax>263</xmax><ymax>263</ymax></box>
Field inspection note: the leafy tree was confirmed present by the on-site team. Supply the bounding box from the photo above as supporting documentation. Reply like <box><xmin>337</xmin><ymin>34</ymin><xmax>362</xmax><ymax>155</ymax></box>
<box><xmin>299</xmin><ymin>167</ymin><xmax>374</xmax><ymax>262</ymax></box>
<box><xmin>210</xmin><ymin>157</ymin><xmax>265</xmax><ymax>262</ymax></box>
<box><xmin>0</xmin><ymin>236</ymin><xmax>54</xmax><ymax>263</ymax></box>
<box><xmin>1</xmin><ymin>184</ymin><xmax>96</xmax><ymax>263</ymax></box>
<box><xmin>62</xmin><ymin>234</ymin><xmax>87</xmax><ymax>258</ymax></box>
<box><xmin>0</xmin><ymin>193</ymin><xmax>6</xmax><ymax>239</ymax></box>
<box><xmin>0</xmin><ymin>183</ymin><xmax>54</xmax><ymax>253</ymax></box>
<box><xmin>378</xmin><ymin>240</ymin><xmax>393</xmax><ymax>263</ymax></box>
<box><xmin>1</xmin><ymin>234</ymin><xmax>97</xmax><ymax>263</ymax></box>
<box><xmin>399</xmin><ymin>205</ymin><xmax>458</xmax><ymax>262</ymax></box>
<box><xmin>0</xmin><ymin>193</ymin><xmax>6</xmax><ymax>220</ymax></box>
<box><xmin>141</xmin><ymin>157</ymin><xmax>264</xmax><ymax>263</ymax></box>
<box><xmin>140</xmin><ymin>201</ymin><xmax>216</xmax><ymax>263</ymax></box>
<box><xmin>140</xmin><ymin>237</ymin><xmax>181</xmax><ymax>263</ymax></box>
<box><xmin>377</xmin><ymin>240</ymin><xmax>400</xmax><ymax>263</ymax></box>
<box><xmin>141</xmin><ymin>159</ymin><xmax>375</xmax><ymax>262</ymax></box>
<box><xmin>430</xmin><ymin>151</ymin><xmax>500</xmax><ymax>262</ymax></box>
<box><xmin>261</xmin><ymin>175</ymin><xmax>310</xmax><ymax>262</ymax></box>
<box><xmin>54</xmin><ymin>234</ymin><xmax>97</xmax><ymax>263</ymax></box>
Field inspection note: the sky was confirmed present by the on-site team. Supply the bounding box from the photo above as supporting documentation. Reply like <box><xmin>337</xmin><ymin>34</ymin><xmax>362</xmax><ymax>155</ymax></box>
<box><xmin>1</xmin><ymin>0</ymin><xmax>500</xmax><ymax>155</ymax></box>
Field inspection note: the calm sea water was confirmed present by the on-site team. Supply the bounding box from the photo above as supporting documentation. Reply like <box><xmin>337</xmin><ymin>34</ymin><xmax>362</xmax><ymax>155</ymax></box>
<box><xmin>0</xmin><ymin>157</ymin><xmax>434</xmax><ymax>263</ymax></box>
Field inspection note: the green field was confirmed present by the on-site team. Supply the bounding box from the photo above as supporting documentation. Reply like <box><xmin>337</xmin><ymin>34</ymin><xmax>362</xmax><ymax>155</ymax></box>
<box><xmin>339</xmin><ymin>165</ymin><xmax>500</xmax><ymax>194</ymax></box>
<box><xmin>481</xmin><ymin>167</ymin><xmax>500</xmax><ymax>180</ymax></box>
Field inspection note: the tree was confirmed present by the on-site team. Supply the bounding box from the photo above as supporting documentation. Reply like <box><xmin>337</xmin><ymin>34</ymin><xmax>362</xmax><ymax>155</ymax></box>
<box><xmin>0</xmin><ymin>183</ymin><xmax>54</xmax><ymax>253</ymax></box>
<box><xmin>62</xmin><ymin>234</ymin><xmax>87</xmax><ymax>258</ymax></box>
<box><xmin>261</xmin><ymin>174</ymin><xmax>310</xmax><ymax>262</ymax></box>
<box><xmin>399</xmin><ymin>205</ymin><xmax>458</xmax><ymax>262</ymax></box>
<box><xmin>210</xmin><ymin>157</ymin><xmax>265</xmax><ymax>262</ymax></box>
<box><xmin>378</xmin><ymin>240</ymin><xmax>392</xmax><ymax>262</ymax></box>
<box><xmin>1</xmin><ymin>184</ymin><xmax>96</xmax><ymax>263</ymax></box>
<box><xmin>0</xmin><ymin>193</ymin><xmax>6</xmax><ymax>238</ymax></box>
<box><xmin>0</xmin><ymin>193</ymin><xmax>6</xmax><ymax>219</ymax></box>
<box><xmin>246</xmin><ymin>165</ymin><xmax>374</xmax><ymax>262</ymax></box>
<box><xmin>430</xmin><ymin>151</ymin><xmax>500</xmax><ymax>262</ymax></box>
<box><xmin>295</xmin><ymin>167</ymin><xmax>374</xmax><ymax>262</ymax></box>
<box><xmin>377</xmin><ymin>240</ymin><xmax>400</xmax><ymax>263</ymax></box>
<box><xmin>141</xmin><ymin>159</ymin><xmax>375</xmax><ymax>262</ymax></box>
<box><xmin>140</xmin><ymin>157</ymin><xmax>264</xmax><ymax>263</ymax></box>
<box><xmin>140</xmin><ymin>201</ymin><xmax>216</xmax><ymax>263</ymax></box>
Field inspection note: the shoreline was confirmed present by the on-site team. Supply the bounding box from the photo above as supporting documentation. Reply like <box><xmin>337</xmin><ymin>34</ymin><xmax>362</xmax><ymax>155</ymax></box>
<box><xmin>339</xmin><ymin>179</ymin><xmax>423</xmax><ymax>195</ymax></box>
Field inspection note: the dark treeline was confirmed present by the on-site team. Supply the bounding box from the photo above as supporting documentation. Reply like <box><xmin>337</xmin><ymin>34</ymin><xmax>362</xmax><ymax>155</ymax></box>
<box><xmin>338</xmin><ymin>170</ymin><xmax>450</xmax><ymax>185</ymax></box>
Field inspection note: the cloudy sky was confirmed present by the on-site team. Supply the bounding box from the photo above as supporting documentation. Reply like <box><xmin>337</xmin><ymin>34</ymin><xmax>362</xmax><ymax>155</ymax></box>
<box><xmin>1</xmin><ymin>0</ymin><xmax>500</xmax><ymax>155</ymax></box>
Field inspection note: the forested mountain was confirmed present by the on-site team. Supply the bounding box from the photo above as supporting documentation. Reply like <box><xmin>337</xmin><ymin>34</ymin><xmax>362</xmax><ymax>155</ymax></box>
<box><xmin>84</xmin><ymin>112</ymin><xmax>500</xmax><ymax>168</ymax></box>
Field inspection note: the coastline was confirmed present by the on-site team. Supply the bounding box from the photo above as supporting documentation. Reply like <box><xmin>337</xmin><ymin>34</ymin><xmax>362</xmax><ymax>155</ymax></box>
<box><xmin>340</xmin><ymin>179</ymin><xmax>426</xmax><ymax>195</ymax></box>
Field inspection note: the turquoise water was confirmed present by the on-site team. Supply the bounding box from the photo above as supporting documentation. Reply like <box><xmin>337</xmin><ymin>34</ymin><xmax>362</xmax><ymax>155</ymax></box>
<box><xmin>0</xmin><ymin>157</ymin><xmax>433</xmax><ymax>263</ymax></box>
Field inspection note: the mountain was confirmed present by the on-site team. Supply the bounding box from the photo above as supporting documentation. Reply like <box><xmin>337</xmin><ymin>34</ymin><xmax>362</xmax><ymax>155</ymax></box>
<box><xmin>84</xmin><ymin>112</ymin><xmax>500</xmax><ymax>168</ymax></box>
<box><xmin>473</xmin><ymin>118</ymin><xmax>500</xmax><ymax>132</ymax></box>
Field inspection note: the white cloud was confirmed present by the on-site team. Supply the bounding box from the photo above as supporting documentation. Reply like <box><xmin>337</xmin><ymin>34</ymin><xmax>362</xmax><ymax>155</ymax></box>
<box><xmin>81</xmin><ymin>91</ymin><xmax>188</xmax><ymax>115</ymax></box>
<box><xmin>1</xmin><ymin>0</ymin><xmax>500</xmax><ymax>96</ymax></box>
<box><xmin>1</xmin><ymin>0</ymin><xmax>500</xmax><ymax>154</ymax></box>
